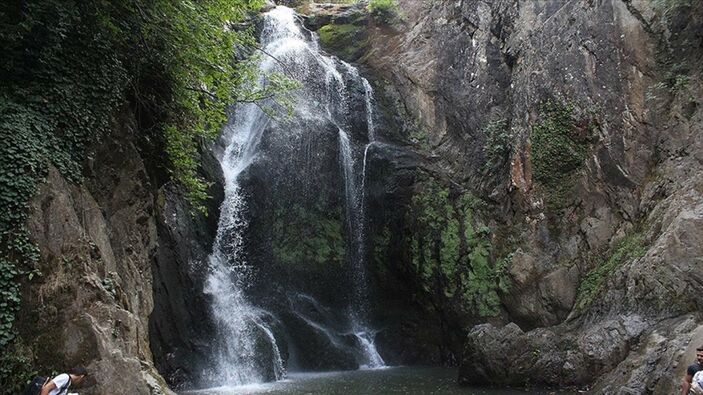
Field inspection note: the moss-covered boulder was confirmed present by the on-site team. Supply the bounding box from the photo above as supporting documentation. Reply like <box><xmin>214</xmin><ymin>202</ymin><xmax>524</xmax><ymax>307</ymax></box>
<box><xmin>317</xmin><ymin>23</ymin><xmax>368</xmax><ymax>62</ymax></box>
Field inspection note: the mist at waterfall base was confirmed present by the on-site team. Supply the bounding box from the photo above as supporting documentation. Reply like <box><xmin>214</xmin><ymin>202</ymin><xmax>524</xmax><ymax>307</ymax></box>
<box><xmin>198</xmin><ymin>5</ymin><xmax>387</xmax><ymax>390</ymax></box>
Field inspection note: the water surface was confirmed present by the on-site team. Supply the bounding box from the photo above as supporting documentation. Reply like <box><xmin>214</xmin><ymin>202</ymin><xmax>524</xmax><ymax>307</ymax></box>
<box><xmin>182</xmin><ymin>367</ymin><xmax>560</xmax><ymax>395</ymax></box>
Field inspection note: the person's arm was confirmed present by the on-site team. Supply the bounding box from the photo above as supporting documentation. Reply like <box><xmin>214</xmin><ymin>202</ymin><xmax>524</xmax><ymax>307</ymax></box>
<box><xmin>40</xmin><ymin>380</ymin><xmax>56</xmax><ymax>395</ymax></box>
<box><xmin>683</xmin><ymin>372</ymin><xmax>693</xmax><ymax>395</ymax></box>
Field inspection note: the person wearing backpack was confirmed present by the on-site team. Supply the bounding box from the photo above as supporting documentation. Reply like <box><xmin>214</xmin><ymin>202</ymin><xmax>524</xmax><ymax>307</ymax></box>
<box><xmin>682</xmin><ymin>346</ymin><xmax>703</xmax><ymax>395</ymax></box>
<box><xmin>38</xmin><ymin>367</ymin><xmax>88</xmax><ymax>395</ymax></box>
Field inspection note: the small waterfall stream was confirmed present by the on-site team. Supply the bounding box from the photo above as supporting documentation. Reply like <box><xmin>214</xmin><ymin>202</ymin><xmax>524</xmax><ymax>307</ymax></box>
<box><xmin>203</xmin><ymin>6</ymin><xmax>384</xmax><ymax>388</ymax></box>
<box><xmin>360</xmin><ymin>77</ymin><xmax>377</xmax><ymax>215</ymax></box>
<box><xmin>362</xmin><ymin>78</ymin><xmax>377</xmax><ymax>142</ymax></box>
<box><xmin>353</xmin><ymin>77</ymin><xmax>385</xmax><ymax>369</ymax></box>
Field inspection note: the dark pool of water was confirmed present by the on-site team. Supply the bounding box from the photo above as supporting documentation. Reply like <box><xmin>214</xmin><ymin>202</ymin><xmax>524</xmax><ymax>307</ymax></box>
<box><xmin>181</xmin><ymin>367</ymin><xmax>566</xmax><ymax>395</ymax></box>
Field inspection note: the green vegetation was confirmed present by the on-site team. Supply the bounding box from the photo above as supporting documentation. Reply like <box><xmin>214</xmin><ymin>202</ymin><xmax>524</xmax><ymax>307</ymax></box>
<box><xmin>101</xmin><ymin>274</ymin><xmax>118</xmax><ymax>300</ymax></box>
<box><xmin>1</xmin><ymin>0</ymin><xmax>129</xmax><ymax>386</ymax></box>
<box><xmin>409</xmin><ymin>128</ymin><xmax>431</xmax><ymax>150</ymax></box>
<box><xmin>407</xmin><ymin>175</ymin><xmax>509</xmax><ymax>317</ymax></box>
<box><xmin>481</xmin><ymin>118</ymin><xmax>512</xmax><ymax>172</ymax></box>
<box><xmin>0</xmin><ymin>339</ymin><xmax>35</xmax><ymax>394</ymax></box>
<box><xmin>646</xmin><ymin>62</ymin><xmax>695</xmax><ymax>104</ymax></box>
<box><xmin>573</xmin><ymin>232</ymin><xmax>647</xmax><ymax>312</ymax></box>
<box><xmin>272</xmin><ymin>204</ymin><xmax>345</xmax><ymax>267</ymax></box>
<box><xmin>368</xmin><ymin>0</ymin><xmax>399</xmax><ymax>23</ymax></box>
<box><xmin>372</xmin><ymin>226</ymin><xmax>392</xmax><ymax>278</ymax></box>
<box><xmin>317</xmin><ymin>23</ymin><xmax>368</xmax><ymax>62</ymax></box>
<box><xmin>0</xmin><ymin>0</ymin><xmax>299</xmax><ymax>391</ymax></box>
<box><xmin>531</xmin><ymin>100</ymin><xmax>587</xmax><ymax>209</ymax></box>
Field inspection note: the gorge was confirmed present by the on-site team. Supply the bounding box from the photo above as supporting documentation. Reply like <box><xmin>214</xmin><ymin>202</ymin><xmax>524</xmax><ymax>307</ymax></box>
<box><xmin>2</xmin><ymin>0</ymin><xmax>703</xmax><ymax>394</ymax></box>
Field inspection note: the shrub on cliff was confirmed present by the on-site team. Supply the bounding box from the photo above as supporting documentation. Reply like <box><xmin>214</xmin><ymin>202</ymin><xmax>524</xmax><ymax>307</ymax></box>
<box><xmin>530</xmin><ymin>100</ymin><xmax>590</xmax><ymax>209</ymax></box>
<box><xmin>368</xmin><ymin>0</ymin><xmax>399</xmax><ymax>23</ymax></box>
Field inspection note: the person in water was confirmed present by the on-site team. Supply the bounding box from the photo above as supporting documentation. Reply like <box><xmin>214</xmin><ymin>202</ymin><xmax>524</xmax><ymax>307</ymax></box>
<box><xmin>681</xmin><ymin>346</ymin><xmax>703</xmax><ymax>395</ymax></box>
<box><xmin>40</xmin><ymin>367</ymin><xmax>88</xmax><ymax>395</ymax></box>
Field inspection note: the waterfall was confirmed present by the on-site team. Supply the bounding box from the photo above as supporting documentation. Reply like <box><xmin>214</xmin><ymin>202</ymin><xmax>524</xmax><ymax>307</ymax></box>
<box><xmin>339</xmin><ymin>128</ymin><xmax>359</xmax><ymax>242</ymax></box>
<box><xmin>204</xmin><ymin>6</ymin><xmax>323</xmax><ymax>386</ymax></box>
<box><xmin>337</xmin><ymin>70</ymin><xmax>385</xmax><ymax>368</ymax></box>
<box><xmin>203</xmin><ymin>13</ymin><xmax>285</xmax><ymax>386</ymax></box>
<box><xmin>203</xmin><ymin>6</ymin><xmax>385</xmax><ymax>387</ymax></box>
<box><xmin>360</xmin><ymin>77</ymin><xmax>376</xmax><ymax>203</ymax></box>
<box><xmin>338</xmin><ymin>131</ymin><xmax>386</xmax><ymax>365</ymax></box>
<box><xmin>362</xmin><ymin>78</ymin><xmax>376</xmax><ymax>142</ymax></box>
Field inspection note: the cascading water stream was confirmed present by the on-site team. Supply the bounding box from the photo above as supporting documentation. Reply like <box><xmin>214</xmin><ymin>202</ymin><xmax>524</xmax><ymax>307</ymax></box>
<box><xmin>360</xmin><ymin>78</ymin><xmax>377</xmax><ymax>207</ymax></box>
<box><xmin>339</xmin><ymin>128</ymin><xmax>385</xmax><ymax>369</ymax></box>
<box><xmin>335</xmin><ymin>64</ymin><xmax>384</xmax><ymax>367</ymax></box>
<box><xmin>362</xmin><ymin>78</ymin><xmax>376</xmax><ymax>142</ymax></box>
<box><xmin>330</xmin><ymin>58</ymin><xmax>384</xmax><ymax>369</ymax></box>
<box><xmin>203</xmin><ymin>6</ymin><xmax>384</xmax><ymax>387</ymax></box>
<box><xmin>353</xmin><ymin>78</ymin><xmax>386</xmax><ymax>369</ymax></box>
<box><xmin>203</xmin><ymin>14</ymin><xmax>287</xmax><ymax>386</ymax></box>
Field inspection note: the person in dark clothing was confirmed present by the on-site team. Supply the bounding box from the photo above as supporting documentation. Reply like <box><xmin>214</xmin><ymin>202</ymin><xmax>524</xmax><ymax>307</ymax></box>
<box><xmin>682</xmin><ymin>346</ymin><xmax>703</xmax><ymax>395</ymax></box>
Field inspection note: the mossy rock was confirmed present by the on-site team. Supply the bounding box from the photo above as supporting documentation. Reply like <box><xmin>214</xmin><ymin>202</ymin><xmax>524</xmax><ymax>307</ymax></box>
<box><xmin>395</xmin><ymin>173</ymin><xmax>508</xmax><ymax>318</ymax></box>
<box><xmin>317</xmin><ymin>23</ymin><xmax>368</xmax><ymax>62</ymax></box>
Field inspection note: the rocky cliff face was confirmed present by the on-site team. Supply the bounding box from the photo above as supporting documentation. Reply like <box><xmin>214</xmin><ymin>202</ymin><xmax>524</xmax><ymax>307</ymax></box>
<box><xmin>148</xmin><ymin>139</ymin><xmax>223</xmax><ymax>389</ymax></box>
<box><xmin>305</xmin><ymin>0</ymin><xmax>703</xmax><ymax>391</ymax></box>
<box><xmin>18</xmin><ymin>108</ymin><xmax>223</xmax><ymax>394</ymax></box>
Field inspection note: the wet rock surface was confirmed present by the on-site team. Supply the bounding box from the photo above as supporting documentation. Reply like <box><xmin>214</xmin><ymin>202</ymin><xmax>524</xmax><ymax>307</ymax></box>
<box><xmin>301</xmin><ymin>2</ymin><xmax>367</xmax><ymax>32</ymax></box>
<box><xmin>148</xmin><ymin>141</ymin><xmax>224</xmax><ymax>389</ymax></box>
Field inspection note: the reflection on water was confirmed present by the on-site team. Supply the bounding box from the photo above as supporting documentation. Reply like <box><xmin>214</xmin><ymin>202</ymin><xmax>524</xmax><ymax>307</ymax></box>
<box><xmin>181</xmin><ymin>367</ymin><xmax>563</xmax><ymax>395</ymax></box>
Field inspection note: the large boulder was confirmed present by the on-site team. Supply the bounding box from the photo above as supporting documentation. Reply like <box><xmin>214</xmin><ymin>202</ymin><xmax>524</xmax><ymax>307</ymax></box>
<box><xmin>459</xmin><ymin>315</ymin><xmax>703</xmax><ymax>392</ymax></box>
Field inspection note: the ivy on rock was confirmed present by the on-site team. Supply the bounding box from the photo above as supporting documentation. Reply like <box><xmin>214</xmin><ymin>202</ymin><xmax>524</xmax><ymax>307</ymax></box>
<box><xmin>481</xmin><ymin>118</ymin><xmax>512</xmax><ymax>173</ymax></box>
<box><xmin>573</xmin><ymin>231</ymin><xmax>647</xmax><ymax>313</ymax></box>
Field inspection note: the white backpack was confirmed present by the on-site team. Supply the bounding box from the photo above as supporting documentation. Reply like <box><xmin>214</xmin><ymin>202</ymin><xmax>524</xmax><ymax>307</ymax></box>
<box><xmin>691</xmin><ymin>370</ymin><xmax>703</xmax><ymax>395</ymax></box>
